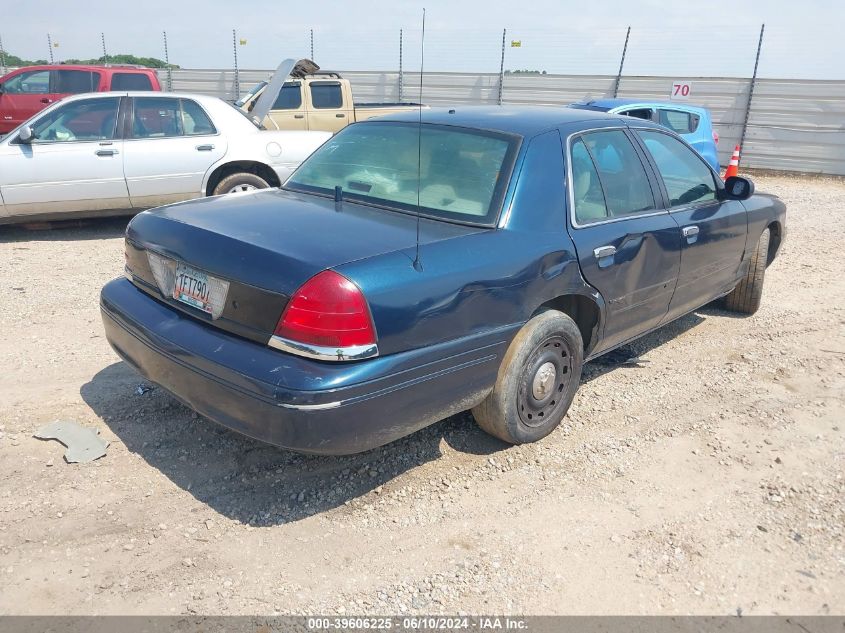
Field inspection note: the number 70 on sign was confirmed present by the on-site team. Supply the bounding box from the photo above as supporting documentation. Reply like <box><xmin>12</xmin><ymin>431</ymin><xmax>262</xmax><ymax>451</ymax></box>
<box><xmin>671</xmin><ymin>81</ymin><xmax>692</xmax><ymax>100</ymax></box>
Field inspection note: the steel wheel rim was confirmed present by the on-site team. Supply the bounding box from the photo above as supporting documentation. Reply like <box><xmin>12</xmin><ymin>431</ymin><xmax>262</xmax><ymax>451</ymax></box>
<box><xmin>518</xmin><ymin>335</ymin><xmax>572</xmax><ymax>427</ymax></box>
<box><xmin>227</xmin><ymin>184</ymin><xmax>258</xmax><ymax>194</ymax></box>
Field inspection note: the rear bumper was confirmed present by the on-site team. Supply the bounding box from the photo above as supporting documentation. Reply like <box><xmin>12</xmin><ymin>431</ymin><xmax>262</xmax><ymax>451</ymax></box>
<box><xmin>100</xmin><ymin>278</ymin><xmax>512</xmax><ymax>454</ymax></box>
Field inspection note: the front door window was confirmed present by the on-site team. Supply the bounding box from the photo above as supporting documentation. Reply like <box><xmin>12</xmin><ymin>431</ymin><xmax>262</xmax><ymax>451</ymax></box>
<box><xmin>637</xmin><ymin>130</ymin><xmax>716</xmax><ymax>206</ymax></box>
<box><xmin>29</xmin><ymin>97</ymin><xmax>120</xmax><ymax>142</ymax></box>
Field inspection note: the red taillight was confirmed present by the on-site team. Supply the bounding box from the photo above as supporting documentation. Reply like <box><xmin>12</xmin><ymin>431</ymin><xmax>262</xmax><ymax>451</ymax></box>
<box><xmin>713</xmin><ymin>131</ymin><xmax>720</xmax><ymax>145</ymax></box>
<box><xmin>274</xmin><ymin>270</ymin><xmax>377</xmax><ymax>349</ymax></box>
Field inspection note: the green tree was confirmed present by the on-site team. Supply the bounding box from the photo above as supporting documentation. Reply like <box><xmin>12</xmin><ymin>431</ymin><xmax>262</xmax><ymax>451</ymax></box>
<box><xmin>1</xmin><ymin>52</ymin><xmax>49</xmax><ymax>67</ymax></box>
<box><xmin>1</xmin><ymin>51</ymin><xmax>178</xmax><ymax>69</ymax></box>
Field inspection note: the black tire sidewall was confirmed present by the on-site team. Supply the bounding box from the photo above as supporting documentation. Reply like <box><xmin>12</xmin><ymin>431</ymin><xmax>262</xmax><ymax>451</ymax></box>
<box><xmin>213</xmin><ymin>172</ymin><xmax>270</xmax><ymax>196</ymax></box>
<box><xmin>489</xmin><ymin>311</ymin><xmax>583</xmax><ymax>444</ymax></box>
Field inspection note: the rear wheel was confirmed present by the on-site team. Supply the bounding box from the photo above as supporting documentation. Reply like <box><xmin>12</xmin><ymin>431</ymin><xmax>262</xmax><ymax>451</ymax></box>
<box><xmin>724</xmin><ymin>228</ymin><xmax>770</xmax><ymax>315</ymax></box>
<box><xmin>212</xmin><ymin>172</ymin><xmax>270</xmax><ymax>196</ymax></box>
<box><xmin>472</xmin><ymin>311</ymin><xmax>583</xmax><ymax>445</ymax></box>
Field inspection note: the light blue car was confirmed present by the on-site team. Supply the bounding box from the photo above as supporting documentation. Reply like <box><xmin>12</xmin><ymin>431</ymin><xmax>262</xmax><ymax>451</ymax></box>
<box><xmin>568</xmin><ymin>98</ymin><xmax>720</xmax><ymax>172</ymax></box>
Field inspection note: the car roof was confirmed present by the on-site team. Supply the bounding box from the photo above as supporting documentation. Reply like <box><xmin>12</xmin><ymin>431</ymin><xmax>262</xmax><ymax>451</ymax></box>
<box><xmin>2</xmin><ymin>64</ymin><xmax>154</xmax><ymax>74</ymax></box>
<box><xmin>574</xmin><ymin>98</ymin><xmax>709</xmax><ymax>115</ymax></box>
<box><xmin>57</xmin><ymin>91</ymin><xmax>215</xmax><ymax>102</ymax></box>
<box><xmin>372</xmin><ymin>105</ymin><xmax>631</xmax><ymax>137</ymax></box>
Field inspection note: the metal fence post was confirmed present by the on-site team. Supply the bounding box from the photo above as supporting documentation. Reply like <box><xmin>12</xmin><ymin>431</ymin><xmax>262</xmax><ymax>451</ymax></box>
<box><xmin>739</xmin><ymin>24</ymin><xmax>765</xmax><ymax>153</ymax></box>
<box><xmin>498</xmin><ymin>28</ymin><xmax>506</xmax><ymax>105</ymax></box>
<box><xmin>47</xmin><ymin>33</ymin><xmax>54</xmax><ymax>63</ymax></box>
<box><xmin>310</xmin><ymin>29</ymin><xmax>314</xmax><ymax>60</ymax></box>
<box><xmin>101</xmin><ymin>32</ymin><xmax>108</xmax><ymax>64</ymax></box>
<box><xmin>398</xmin><ymin>29</ymin><xmax>404</xmax><ymax>102</ymax></box>
<box><xmin>612</xmin><ymin>26</ymin><xmax>631</xmax><ymax>98</ymax></box>
<box><xmin>232</xmin><ymin>29</ymin><xmax>240</xmax><ymax>100</ymax></box>
<box><xmin>162</xmin><ymin>30</ymin><xmax>172</xmax><ymax>91</ymax></box>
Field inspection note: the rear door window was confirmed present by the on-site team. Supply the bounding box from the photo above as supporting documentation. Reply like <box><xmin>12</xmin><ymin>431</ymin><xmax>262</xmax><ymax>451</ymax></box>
<box><xmin>637</xmin><ymin>130</ymin><xmax>717</xmax><ymax>206</ymax></box>
<box><xmin>657</xmin><ymin>109</ymin><xmax>698</xmax><ymax>134</ymax></box>
<box><xmin>180</xmin><ymin>99</ymin><xmax>216</xmax><ymax>135</ymax></box>
<box><xmin>54</xmin><ymin>70</ymin><xmax>100</xmax><ymax>93</ymax></box>
<box><xmin>570</xmin><ymin>139</ymin><xmax>609</xmax><ymax>224</ymax></box>
<box><xmin>273</xmin><ymin>83</ymin><xmax>303</xmax><ymax>109</ymax></box>
<box><xmin>578</xmin><ymin>129</ymin><xmax>656</xmax><ymax>219</ymax></box>
<box><xmin>309</xmin><ymin>82</ymin><xmax>343</xmax><ymax>109</ymax></box>
<box><xmin>111</xmin><ymin>73</ymin><xmax>154</xmax><ymax>91</ymax></box>
<box><xmin>132</xmin><ymin>97</ymin><xmax>183</xmax><ymax>138</ymax></box>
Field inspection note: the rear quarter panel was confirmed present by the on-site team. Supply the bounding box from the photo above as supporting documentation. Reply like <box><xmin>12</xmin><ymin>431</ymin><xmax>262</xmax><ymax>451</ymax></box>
<box><xmin>337</xmin><ymin>229</ymin><xmax>596</xmax><ymax>357</ymax></box>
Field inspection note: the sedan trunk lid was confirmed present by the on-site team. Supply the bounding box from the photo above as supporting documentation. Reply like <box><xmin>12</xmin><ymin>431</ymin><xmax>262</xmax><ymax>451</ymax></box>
<box><xmin>125</xmin><ymin>188</ymin><xmax>484</xmax><ymax>342</ymax></box>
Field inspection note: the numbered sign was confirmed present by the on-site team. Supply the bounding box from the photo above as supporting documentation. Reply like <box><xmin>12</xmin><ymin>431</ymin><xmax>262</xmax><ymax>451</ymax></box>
<box><xmin>671</xmin><ymin>81</ymin><xmax>692</xmax><ymax>100</ymax></box>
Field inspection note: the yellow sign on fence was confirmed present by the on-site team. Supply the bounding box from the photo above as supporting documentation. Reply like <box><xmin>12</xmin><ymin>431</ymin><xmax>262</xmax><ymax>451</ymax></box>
<box><xmin>510</xmin><ymin>40</ymin><xmax>522</xmax><ymax>47</ymax></box>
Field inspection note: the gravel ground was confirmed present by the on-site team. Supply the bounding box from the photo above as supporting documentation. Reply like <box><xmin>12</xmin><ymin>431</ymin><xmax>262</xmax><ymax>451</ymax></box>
<box><xmin>0</xmin><ymin>174</ymin><xmax>842</xmax><ymax>615</ymax></box>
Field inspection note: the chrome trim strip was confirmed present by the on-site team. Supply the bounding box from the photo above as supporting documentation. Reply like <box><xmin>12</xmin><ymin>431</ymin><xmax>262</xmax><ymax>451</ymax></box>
<box><xmin>268</xmin><ymin>335</ymin><xmax>379</xmax><ymax>362</ymax></box>
<box><xmin>278</xmin><ymin>400</ymin><xmax>343</xmax><ymax>411</ymax></box>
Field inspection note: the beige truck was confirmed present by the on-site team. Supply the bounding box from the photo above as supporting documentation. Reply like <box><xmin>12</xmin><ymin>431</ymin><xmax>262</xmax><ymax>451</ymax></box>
<box><xmin>237</xmin><ymin>59</ymin><xmax>424</xmax><ymax>133</ymax></box>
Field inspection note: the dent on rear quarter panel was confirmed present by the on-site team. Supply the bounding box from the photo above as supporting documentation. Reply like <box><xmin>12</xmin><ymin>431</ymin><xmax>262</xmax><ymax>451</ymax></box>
<box><xmin>337</xmin><ymin>129</ymin><xmax>602</xmax><ymax>357</ymax></box>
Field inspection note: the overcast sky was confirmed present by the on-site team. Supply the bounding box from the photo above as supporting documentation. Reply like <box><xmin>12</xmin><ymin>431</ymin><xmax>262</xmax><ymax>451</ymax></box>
<box><xmin>2</xmin><ymin>0</ymin><xmax>843</xmax><ymax>78</ymax></box>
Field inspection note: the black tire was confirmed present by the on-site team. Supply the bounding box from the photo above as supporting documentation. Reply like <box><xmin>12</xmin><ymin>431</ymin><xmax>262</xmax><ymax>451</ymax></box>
<box><xmin>212</xmin><ymin>172</ymin><xmax>270</xmax><ymax>196</ymax></box>
<box><xmin>472</xmin><ymin>310</ymin><xmax>583</xmax><ymax>445</ymax></box>
<box><xmin>724</xmin><ymin>228</ymin><xmax>770</xmax><ymax>315</ymax></box>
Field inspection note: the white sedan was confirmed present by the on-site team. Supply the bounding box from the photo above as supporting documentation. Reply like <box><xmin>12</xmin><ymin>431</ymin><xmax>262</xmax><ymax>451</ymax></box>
<box><xmin>0</xmin><ymin>91</ymin><xmax>331</xmax><ymax>225</ymax></box>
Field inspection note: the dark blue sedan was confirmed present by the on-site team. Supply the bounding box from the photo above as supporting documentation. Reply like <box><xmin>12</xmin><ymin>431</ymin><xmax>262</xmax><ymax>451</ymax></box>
<box><xmin>101</xmin><ymin>106</ymin><xmax>786</xmax><ymax>454</ymax></box>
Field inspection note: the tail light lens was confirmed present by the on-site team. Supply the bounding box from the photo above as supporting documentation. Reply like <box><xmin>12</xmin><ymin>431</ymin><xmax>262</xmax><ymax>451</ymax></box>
<box><xmin>273</xmin><ymin>270</ymin><xmax>377</xmax><ymax>350</ymax></box>
<box><xmin>712</xmin><ymin>130</ymin><xmax>720</xmax><ymax>145</ymax></box>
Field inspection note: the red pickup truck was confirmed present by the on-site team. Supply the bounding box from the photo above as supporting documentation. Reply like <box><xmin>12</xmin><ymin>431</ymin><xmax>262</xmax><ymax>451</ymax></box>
<box><xmin>0</xmin><ymin>64</ymin><xmax>161</xmax><ymax>133</ymax></box>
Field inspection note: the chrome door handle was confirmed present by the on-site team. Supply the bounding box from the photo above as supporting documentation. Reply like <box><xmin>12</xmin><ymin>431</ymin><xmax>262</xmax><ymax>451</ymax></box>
<box><xmin>195</xmin><ymin>144</ymin><xmax>215</xmax><ymax>151</ymax></box>
<box><xmin>682</xmin><ymin>225</ymin><xmax>700</xmax><ymax>238</ymax></box>
<box><xmin>594</xmin><ymin>245</ymin><xmax>617</xmax><ymax>259</ymax></box>
<box><xmin>40</xmin><ymin>98</ymin><xmax>53</xmax><ymax>104</ymax></box>
<box><xmin>335</xmin><ymin>113</ymin><xmax>346</xmax><ymax>118</ymax></box>
<box><xmin>294</xmin><ymin>114</ymin><xmax>305</xmax><ymax>119</ymax></box>
<box><xmin>96</xmin><ymin>149</ymin><xmax>118</xmax><ymax>156</ymax></box>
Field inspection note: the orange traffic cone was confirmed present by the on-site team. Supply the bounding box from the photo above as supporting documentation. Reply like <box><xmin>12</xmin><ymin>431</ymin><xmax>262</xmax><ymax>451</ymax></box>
<box><xmin>724</xmin><ymin>145</ymin><xmax>740</xmax><ymax>179</ymax></box>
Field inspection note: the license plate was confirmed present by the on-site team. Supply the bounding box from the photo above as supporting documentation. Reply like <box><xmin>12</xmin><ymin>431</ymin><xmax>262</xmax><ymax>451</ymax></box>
<box><xmin>173</xmin><ymin>263</ymin><xmax>217</xmax><ymax>315</ymax></box>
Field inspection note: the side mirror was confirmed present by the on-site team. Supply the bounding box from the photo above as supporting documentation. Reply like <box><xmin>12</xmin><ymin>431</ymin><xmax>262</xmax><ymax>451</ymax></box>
<box><xmin>723</xmin><ymin>176</ymin><xmax>754</xmax><ymax>201</ymax></box>
<box><xmin>18</xmin><ymin>125</ymin><xmax>34</xmax><ymax>144</ymax></box>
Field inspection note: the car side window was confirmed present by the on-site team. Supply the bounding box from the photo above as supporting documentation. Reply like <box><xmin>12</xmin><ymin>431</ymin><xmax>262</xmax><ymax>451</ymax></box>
<box><xmin>619</xmin><ymin>108</ymin><xmax>653</xmax><ymax>121</ymax></box>
<box><xmin>273</xmin><ymin>83</ymin><xmax>303</xmax><ymax>109</ymax></box>
<box><xmin>637</xmin><ymin>130</ymin><xmax>717</xmax><ymax>207</ymax></box>
<box><xmin>657</xmin><ymin>109</ymin><xmax>697</xmax><ymax>135</ymax></box>
<box><xmin>29</xmin><ymin>97</ymin><xmax>120</xmax><ymax>143</ymax></box>
<box><xmin>2</xmin><ymin>70</ymin><xmax>50</xmax><ymax>94</ymax></box>
<box><xmin>570</xmin><ymin>139</ymin><xmax>609</xmax><ymax>224</ymax></box>
<box><xmin>54</xmin><ymin>70</ymin><xmax>99</xmax><ymax>93</ymax></box>
<box><xmin>180</xmin><ymin>99</ymin><xmax>216</xmax><ymax>135</ymax></box>
<box><xmin>132</xmin><ymin>97</ymin><xmax>184</xmax><ymax>138</ymax></box>
<box><xmin>580</xmin><ymin>130</ymin><xmax>655</xmax><ymax>218</ymax></box>
<box><xmin>309</xmin><ymin>82</ymin><xmax>343</xmax><ymax>109</ymax></box>
<box><xmin>111</xmin><ymin>73</ymin><xmax>153</xmax><ymax>91</ymax></box>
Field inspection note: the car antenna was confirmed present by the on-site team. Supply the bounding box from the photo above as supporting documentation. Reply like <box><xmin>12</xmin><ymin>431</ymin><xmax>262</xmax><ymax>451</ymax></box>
<box><xmin>412</xmin><ymin>8</ymin><xmax>426</xmax><ymax>273</ymax></box>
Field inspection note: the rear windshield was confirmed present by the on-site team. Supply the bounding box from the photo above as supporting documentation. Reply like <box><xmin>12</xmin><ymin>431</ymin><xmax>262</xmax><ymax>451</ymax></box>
<box><xmin>286</xmin><ymin>121</ymin><xmax>519</xmax><ymax>225</ymax></box>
